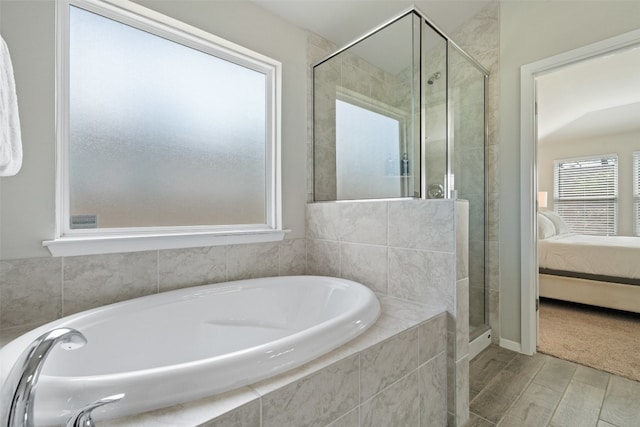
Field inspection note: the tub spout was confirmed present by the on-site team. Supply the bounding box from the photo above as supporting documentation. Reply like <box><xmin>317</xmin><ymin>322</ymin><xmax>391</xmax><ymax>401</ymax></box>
<box><xmin>66</xmin><ymin>393</ymin><xmax>125</xmax><ymax>427</ymax></box>
<box><xmin>0</xmin><ymin>327</ymin><xmax>87</xmax><ymax>427</ymax></box>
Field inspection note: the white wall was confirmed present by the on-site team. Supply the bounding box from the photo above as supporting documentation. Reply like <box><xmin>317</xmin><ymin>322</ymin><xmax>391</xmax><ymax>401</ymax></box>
<box><xmin>538</xmin><ymin>131</ymin><xmax>640</xmax><ymax>236</ymax></box>
<box><xmin>0</xmin><ymin>0</ymin><xmax>308</xmax><ymax>260</ymax></box>
<box><xmin>0</xmin><ymin>0</ymin><xmax>57</xmax><ymax>260</ymax></box>
<box><xmin>499</xmin><ymin>0</ymin><xmax>640</xmax><ymax>344</ymax></box>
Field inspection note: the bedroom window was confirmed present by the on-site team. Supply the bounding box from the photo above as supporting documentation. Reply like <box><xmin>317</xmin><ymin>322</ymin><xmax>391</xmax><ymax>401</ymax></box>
<box><xmin>553</xmin><ymin>155</ymin><xmax>618</xmax><ymax>236</ymax></box>
<box><xmin>45</xmin><ymin>0</ymin><xmax>283</xmax><ymax>257</ymax></box>
<box><xmin>634</xmin><ymin>151</ymin><xmax>640</xmax><ymax>236</ymax></box>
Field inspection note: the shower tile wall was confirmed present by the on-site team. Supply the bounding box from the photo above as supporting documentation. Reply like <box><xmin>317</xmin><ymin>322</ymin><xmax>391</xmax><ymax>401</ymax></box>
<box><xmin>449</xmin><ymin>49</ymin><xmax>486</xmax><ymax>334</ymax></box>
<box><xmin>309</xmin><ymin>0</ymin><xmax>501</xmax><ymax>341</ymax></box>
<box><xmin>307</xmin><ymin>32</ymin><xmax>337</xmax><ymax>202</ymax></box>
<box><xmin>0</xmin><ymin>239</ymin><xmax>307</xmax><ymax>345</ymax></box>
<box><xmin>450</xmin><ymin>1</ymin><xmax>500</xmax><ymax>342</ymax></box>
<box><xmin>308</xmin><ymin>27</ymin><xmax>473</xmax><ymax>426</ymax></box>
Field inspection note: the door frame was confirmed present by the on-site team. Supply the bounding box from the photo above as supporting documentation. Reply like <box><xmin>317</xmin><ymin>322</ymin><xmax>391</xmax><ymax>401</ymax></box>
<box><xmin>519</xmin><ymin>28</ymin><xmax>640</xmax><ymax>355</ymax></box>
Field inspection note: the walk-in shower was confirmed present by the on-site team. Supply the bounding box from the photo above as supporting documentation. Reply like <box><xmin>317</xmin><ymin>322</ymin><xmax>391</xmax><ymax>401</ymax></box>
<box><xmin>312</xmin><ymin>7</ymin><xmax>490</xmax><ymax>350</ymax></box>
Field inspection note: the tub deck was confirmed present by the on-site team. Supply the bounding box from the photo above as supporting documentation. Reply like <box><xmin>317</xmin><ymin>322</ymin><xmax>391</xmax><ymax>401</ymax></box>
<box><xmin>100</xmin><ymin>294</ymin><xmax>446</xmax><ymax>426</ymax></box>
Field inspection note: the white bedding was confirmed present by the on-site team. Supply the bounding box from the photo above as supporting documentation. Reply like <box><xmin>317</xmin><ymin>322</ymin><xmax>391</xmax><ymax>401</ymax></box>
<box><xmin>538</xmin><ymin>233</ymin><xmax>640</xmax><ymax>280</ymax></box>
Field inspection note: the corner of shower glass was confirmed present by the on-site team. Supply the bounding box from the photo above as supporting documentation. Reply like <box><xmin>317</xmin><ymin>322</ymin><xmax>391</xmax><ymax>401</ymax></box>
<box><xmin>311</xmin><ymin>6</ymin><xmax>488</xmax><ymax>204</ymax></box>
<box><xmin>311</xmin><ymin>9</ymin><xmax>424</xmax><ymax>202</ymax></box>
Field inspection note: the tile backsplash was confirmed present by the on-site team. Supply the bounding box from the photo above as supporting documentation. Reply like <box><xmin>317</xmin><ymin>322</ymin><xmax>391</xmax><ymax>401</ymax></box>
<box><xmin>0</xmin><ymin>239</ymin><xmax>306</xmax><ymax>340</ymax></box>
<box><xmin>0</xmin><ymin>199</ymin><xmax>466</xmax><ymax>426</ymax></box>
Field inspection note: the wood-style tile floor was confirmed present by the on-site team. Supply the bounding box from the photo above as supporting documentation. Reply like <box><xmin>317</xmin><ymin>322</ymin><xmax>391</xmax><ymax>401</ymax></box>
<box><xmin>466</xmin><ymin>345</ymin><xmax>640</xmax><ymax>427</ymax></box>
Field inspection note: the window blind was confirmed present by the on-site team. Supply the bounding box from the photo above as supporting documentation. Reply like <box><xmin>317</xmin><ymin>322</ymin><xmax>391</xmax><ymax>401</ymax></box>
<box><xmin>554</xmin><ymin>155</ymin><xmax>618</xmax><ymax>236</ymax></box>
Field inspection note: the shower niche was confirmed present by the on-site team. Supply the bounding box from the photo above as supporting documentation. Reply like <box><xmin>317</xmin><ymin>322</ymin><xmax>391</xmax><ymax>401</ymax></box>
<box><xmin>313</xmin><ymin>7</ymin><xmax>490</xmax><ymax>343</ymax></box>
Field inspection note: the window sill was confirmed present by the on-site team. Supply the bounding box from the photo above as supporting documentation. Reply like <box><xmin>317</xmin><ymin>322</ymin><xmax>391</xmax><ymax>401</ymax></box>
<box><xmin>43</xmin><ymin>229</ymin><xmax>287</xmax><ymax>257</ymax></box>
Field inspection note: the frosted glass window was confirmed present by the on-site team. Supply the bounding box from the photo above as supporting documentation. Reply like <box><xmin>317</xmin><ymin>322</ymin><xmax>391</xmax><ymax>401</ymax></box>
<box><xmin>335</xmin><ymin>99</ymin><xmax>406</xmax><ymax>200</ymax></box>
<box><xmin>68</xmin><ymin>5</ymin><xmax>269</xmax><ymax>229</ymax></box>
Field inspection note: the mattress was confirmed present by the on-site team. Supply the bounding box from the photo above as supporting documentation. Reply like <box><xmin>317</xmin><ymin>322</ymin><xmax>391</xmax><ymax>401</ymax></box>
<box><xmin>538</xmin><ymin>233</ymin><xmax>640</xmax><ymax>280</ymax></box>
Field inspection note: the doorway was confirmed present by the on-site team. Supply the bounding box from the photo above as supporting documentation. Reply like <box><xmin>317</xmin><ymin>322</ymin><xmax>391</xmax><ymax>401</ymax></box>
<box><xmin>519</xmin><ymin>28</ymin><xmax>640</xmax><ymax>355</ymax></box>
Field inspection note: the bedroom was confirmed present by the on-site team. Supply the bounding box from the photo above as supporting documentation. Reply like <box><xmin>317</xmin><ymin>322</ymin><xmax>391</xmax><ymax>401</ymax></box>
<box><xmin>535</xmin><ymin>44</ymin><xmax>640</xmax><ymax>378</ymax></box>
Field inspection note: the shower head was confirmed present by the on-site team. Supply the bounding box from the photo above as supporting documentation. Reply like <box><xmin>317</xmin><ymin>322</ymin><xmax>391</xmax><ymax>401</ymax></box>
<box><xmin>427</xmin><ymin>71</ymin><xmax>441</xmax><ymax>85</ymax></box>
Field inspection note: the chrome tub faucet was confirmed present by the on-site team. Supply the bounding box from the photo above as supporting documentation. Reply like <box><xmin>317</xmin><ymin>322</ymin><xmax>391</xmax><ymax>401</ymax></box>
<box><xmin>66</xmin><ymin>393</ymin><xmax>125</xmax><ymax>427</ymax></box>
<box><xmin>1</xmin><ymin>328</ymin><xmax>87</xmax><ymax>427</ymax></box>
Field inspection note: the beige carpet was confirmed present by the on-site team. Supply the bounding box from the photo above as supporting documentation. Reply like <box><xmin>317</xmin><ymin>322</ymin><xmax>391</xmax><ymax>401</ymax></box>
<box><xmin>538</xmin><ymin>299</ymin><xmax>640</xmax><ymax>382</ymax></box>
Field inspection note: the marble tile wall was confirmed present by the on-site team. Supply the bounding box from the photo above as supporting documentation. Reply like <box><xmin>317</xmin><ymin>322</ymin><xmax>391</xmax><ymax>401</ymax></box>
<box><xmin>251</xmin><ymin>298</ymin><xmax>448</xmax><ymax>427</ymax></box>
<box><xmin>0</xmin><ymin>239</ymin><xmax>306</xmax><ymax>344</ymax></box>
<box><xmin>1</xmin><ymin>231</ymin><xmax>452</xmax><ymax>427</ymax></box>
<box><xmin>449</xmin><ymin>54</ymin><xmax>486</xmax><ymax>334</ymax></box>
<box><xmin>450</xmin><ymin>1</ymin><xmax>501</xmax><ymax>342</ymax></box>
<box><xmin>306</xmin><ymin>200</ymin><xmax>455</xmax><ymax>305</ymax></box>
<box><xmin>306</xmin><ymin>198</ymin><xmax>469</xmax><ymax>426</ymax></box>
<box><xmin>307</xmin><ymin>32</ymin><xmax>337</xmax><ymax>202</ymax></box>
<box><xmin>266</xmin><ymin>325</ymin><xmax>447</xmax><ymax>427</ymax></box>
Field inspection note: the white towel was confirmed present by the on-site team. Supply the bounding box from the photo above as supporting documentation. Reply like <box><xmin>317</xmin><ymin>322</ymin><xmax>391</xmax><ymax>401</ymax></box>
<box><xmin>0</xmin><ymin>35</ymin><xmax>22</xmax><ymax>177</ymax></box>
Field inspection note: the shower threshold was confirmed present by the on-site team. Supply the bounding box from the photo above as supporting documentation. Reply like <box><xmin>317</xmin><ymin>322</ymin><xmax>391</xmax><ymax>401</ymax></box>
<box><xmin>470</xmin><ymin>326</ymin><xmax>492</xmax><ymax>359</ymax></box>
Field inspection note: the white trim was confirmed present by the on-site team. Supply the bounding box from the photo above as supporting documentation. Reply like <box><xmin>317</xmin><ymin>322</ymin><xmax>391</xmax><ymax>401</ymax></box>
<box><xmin>55</xmin><ymin>0</ymin><xmax>70</xmax><ymax>240</ymax></box>
<box><xmin>469</xmin><ymin>329</ymin><xmax>492</xmax><ymax>360</ymax></box>
<box><xmin>72</xmin><ymin>0</ymin><xmax>279</xmax><ymax>68</ymax></box>
<box><xmin>499</xmin><ymin>337</ymin><xmax>522</xmax><ymax>354</ymax></box>
<box><xmin>520</xmin><ymin>29</ymin><xmax>640</xmax><ymax>356</ymax></box>
<box><xmin>43</xmin><ymin>229</ymin><xmax>287</xmax><ymax>257</ymax></box>
<box><xmin>520</xmin><ymin>60</ymin><xmax>538</xmax><ymax>356</ymax></box>
<box><xmin>52</xmin><ymin>0</ymin><xmax>283</xmax><ymax>255</ymax></box>
<box><xmin>634</xmin><ymin>151</ymin><xmax>640</xmax><ymax>237</ymax></box>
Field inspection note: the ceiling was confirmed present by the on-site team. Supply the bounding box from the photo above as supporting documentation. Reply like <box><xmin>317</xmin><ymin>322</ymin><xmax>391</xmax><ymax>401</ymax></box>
<box><xmin>537</xmin><ymin>43</ymin><xmax>640</xmax><ymax>143</ymax></box>
<box><xmin>251</xmin><ymin>0</ymin><xmax>492</xmax><ymax>48</ymax></box>
<box><xmin>252</xmin><ymin>0</ymin><xmax>493</xmax><ymax>82</ymax></box>
<box><xmin>252</xmin><ymin>1</ymin><xmax>640</xmax><ymax>144</ymax></box>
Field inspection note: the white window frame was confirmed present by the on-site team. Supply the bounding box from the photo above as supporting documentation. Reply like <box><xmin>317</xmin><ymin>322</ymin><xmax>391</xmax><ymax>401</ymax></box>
<box><xmin>44</xmin><ymin>0</ymin><xmax>284</xmax><ymax>257</ymax></box>
<box><xmin>553</xmin><ymin>154</ymin><xmax>618</xmax><ymax>236</ymax></box>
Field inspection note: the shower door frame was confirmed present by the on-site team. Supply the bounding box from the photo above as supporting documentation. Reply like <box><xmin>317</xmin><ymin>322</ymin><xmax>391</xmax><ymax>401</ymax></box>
<box><xmin>311</xmin><ymin>6</ymin><xmax>489</xmax><ymax>201</ymax></box>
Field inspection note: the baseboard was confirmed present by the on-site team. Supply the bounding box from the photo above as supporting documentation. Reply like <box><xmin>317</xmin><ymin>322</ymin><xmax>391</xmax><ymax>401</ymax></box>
<box><xmin>499</xmin><ymin>337</ymin><xmax>522</xmax><ymax>353</ymax></box>
<box><xmin>470</xmin><ymin>329</ymin><xmax>492</xmax><ymax>360</ymax></box>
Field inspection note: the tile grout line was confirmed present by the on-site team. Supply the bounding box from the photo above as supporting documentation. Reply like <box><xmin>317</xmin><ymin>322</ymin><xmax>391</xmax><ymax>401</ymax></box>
<box><xmin>469</xmin><ymin>410</ymin><xmax>495</xmax><ymax>426</ymax></box>
<box><xmin>472</xmin><ymin>346</ymin><xmax>636</xmax><ymax>427</ymax></box>
<box><xmin>544</xmin><ymin>362</ymin><xmax>579</xmax><ymax>427</ymax></box>
<box><xmin>595</xmin><ymin>373</ymin><xmax>613</xmax><ymax>426</ymax></box>
<box><xmin>358</xmin><ymin>349</ymin><xmax>433</xmax><ymax>410</ymax></box>
<box><xmin>469</xmin><ymin>350</ymin><xmax>516</xmax><ymax>406</ymax></box>
<box><xmin>495</xmin><ymin>355</ymin><xmax>548</xmax><ymax>425</ymax></box>
<box><xmin>60</xmin><ymin>256</ymin><xmax>65</xmax><ymax>317</ymax></box>
<box><xmin>357</xmin><ymin>353</ymin><xmax>361</xmax><ymax>427</ymax></box>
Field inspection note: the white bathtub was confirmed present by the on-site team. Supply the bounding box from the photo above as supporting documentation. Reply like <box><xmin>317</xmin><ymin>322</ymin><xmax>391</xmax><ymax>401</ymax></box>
<box><xmin>0</xmin><ymin>276</ymin><xmax>380</xmax><ymax>425</ymax></box>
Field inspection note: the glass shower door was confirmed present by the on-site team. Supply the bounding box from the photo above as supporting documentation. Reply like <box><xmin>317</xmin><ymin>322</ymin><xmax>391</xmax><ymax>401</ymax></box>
<box><xmin>448</xmin><ymin>45</ymin><xmax>488</xmax><ymax>339</ymax></box>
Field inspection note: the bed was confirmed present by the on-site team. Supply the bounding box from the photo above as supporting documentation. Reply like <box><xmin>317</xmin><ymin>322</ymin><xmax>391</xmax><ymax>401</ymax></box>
<box><xmin>537</xmin><ymin>210</ymin><xmax>640</xmax><ymax>313</ymax></box>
